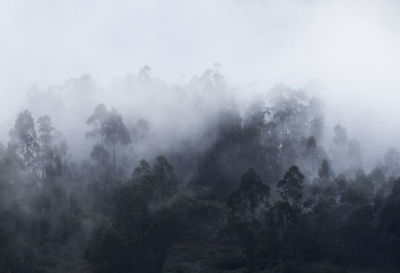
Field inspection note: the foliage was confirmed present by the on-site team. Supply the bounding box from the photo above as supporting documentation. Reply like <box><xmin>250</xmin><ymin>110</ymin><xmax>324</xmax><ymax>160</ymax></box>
<box><xmin>1</xmin><ymin>89</ymin><xmax>400</xmax><ymax>273</ymax></box>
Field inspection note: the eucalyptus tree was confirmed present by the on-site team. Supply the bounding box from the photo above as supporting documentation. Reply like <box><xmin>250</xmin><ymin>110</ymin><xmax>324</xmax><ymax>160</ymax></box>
<box><xmin>227</xmin><ymin>168</ymin><xmax>270</xmax><ymax>222</ymax></box>
<box><xmin>277</xmin><ymin>165</ymin><xmax>305</xmax><ymax>207</ymax></box>
<box><xmin>87</xmin><ymin>104</ymin><xmax>131</xmax><ymax>184</ymax></box>
<box><xmin>8</xmin><ymin>110</ymin><xmax>39</xmax><ymax>170</ymax></box>
<box><xmin>37</xmin><ymin>115</ymin><xmax>55</xmax><ymax>182</ymax></box>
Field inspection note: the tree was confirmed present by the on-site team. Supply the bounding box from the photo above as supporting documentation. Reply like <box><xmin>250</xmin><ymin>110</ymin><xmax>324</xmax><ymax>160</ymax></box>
<box><xmin>87</xmin><ymin>104</ymin><xmax>132</xmax><ymax>184</ymax></box>
<box><xmin>37</xmin><ymin>115</ymin><xmax>53</xmax><ymax>147</ymax></box>
<box><xmin>152</xmin><ymin>156</ymin><xmax>178</xmax><ymax>202</ymax></box>
<box><xmin>133</xmin><ymin>159</ymin><xmax>151</xmax><ymax>177</ymax></box>
<box><xmin>319</xmin><ymin>159</ymin><xmax>332</xmax><ymax>179</ymax></box>
<box><xmin>384</xmin><ymin>147</ymin><xmax>400</xmax><ymax>177</ymax></box>
<box><xmin>332</xmin><ymin>124</ymin><xmax>349</xmax><ymax>173</ymax></box>
<box><xmin>227</xmin><ymin>168</ymin><xmax>270</xmax><ymax>222</ymax></box>
<box><xmin>104</xmin><ymin>111</ymin><xmax>131</xmax><ymax>184</ymax></box>
<box><xmin>225</xmin><ymin>168</ymin><xmax>270</xmax><ymax>272</ymax></box>
<box><xmin>304</xmin><ymin>136</ymin><xmax>318</xmax><ymax>177</ymax></box>
<box><xmin>9</xmin><ymin>110</ymin><xmax>39</xmax><ymax>169</ymax></box>
<box><xmin>333</xmin><ymin>124</ymin><xmax>348</xmax><ymax>147</ymax></box>
<box><xmin>86</xmin><ymin>104</ymin><xmax>110</xmax><ymax>170</ymax></box>
<box><xmin>377</xmin><ymin>178</ymin><xmax>400</xmax><ymax>267</ymax></box>
<box><xmin>340</xmin><ymin>172</ymin><xmax>373</xmax><ymax>207</ymax></box>
<box><xmin>131</xmin><ymin>157</ymin><xmax>179</xmax><ymax>203</ymax></box>
<box><xmin>37</xmin><ymin>115</ymin><xmax>58</xmax><ymax>182</ymax></box>
<box><xmin>277</xmin><ymin>166</ymin><xmax>305</xmax><ymax>207</ymax></box>
<box><xmin>369</xmin><ymin>166</ymin><xmax>386</xmax><ymax>185</ymax></box>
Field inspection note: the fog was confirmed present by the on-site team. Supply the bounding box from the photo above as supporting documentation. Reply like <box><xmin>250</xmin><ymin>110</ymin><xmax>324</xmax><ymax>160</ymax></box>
<box><xmin>3</xmin><ymin>2</ymin><xmax>400</xmax><ymax>272</ymax></box>
<box><xmin>1</xmin><ymin>0</ymin><xmax>400</xmax><ymax>165</ymax></box>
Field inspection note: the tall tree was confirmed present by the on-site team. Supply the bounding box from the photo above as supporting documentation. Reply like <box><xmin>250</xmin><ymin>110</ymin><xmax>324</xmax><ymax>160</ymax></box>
<box><xmin>227</xmin><ymin>168</ymin><xmax>270</xmax><ymax>222</ymax></box>
<box><xmin>86</xmin><ymin>103</ymin><xmax>108</xmax><ymax>155</ymax></box>
<box><xmin>37</xmin><ymin>115</ymin><xmax>56</xmax><ymax>182</ymax></box>
<box><xmin>277</xmin><ymin>166</ymin><xmax>305</xmax><ymax>207</ymax></box>
<box><xmin>152</xmin><ymin>156</ymin><xmax>178</xmax><ymax>202</ymax></box>
<box><xmin>9</xmin><ymin>110</ymin><xmax>39</xmax><ymax>168</ymax></box>
<box><xmin>87</xmin><ymin>104</ymin><xmax>132</xmax><ymax>184</ymax></box>
<box><xmin>304</xmin><ymin>136</ymin><xmax>318</xmax><ymax>177</ymax></box>
<box><xmin>104</xmin><ymin>111</ymin><xmax>132</xmax><ymax>184</ymax></box>
<box><xmin>319</xmin><ymin>159</ymin><xmax>332</xmax><ymax>179</ymax></box>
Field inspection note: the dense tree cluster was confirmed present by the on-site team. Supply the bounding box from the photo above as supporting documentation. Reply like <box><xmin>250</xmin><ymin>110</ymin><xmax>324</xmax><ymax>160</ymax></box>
<box><xmin>1</xmin><ymin>85</ymin><xmax>400</xmax><ymax>273</ymax></box>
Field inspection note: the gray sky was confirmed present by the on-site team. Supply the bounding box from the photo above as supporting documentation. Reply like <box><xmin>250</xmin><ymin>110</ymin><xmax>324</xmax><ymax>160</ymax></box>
<box><xmin>1</xmin><ymin>0</ymin><xmax>398</xmax><ymax>86</ymax></box>
<box><xmin>1</xmin><ymin>0</ymin><xmax>400</xmax><ymax>157</ymax></box>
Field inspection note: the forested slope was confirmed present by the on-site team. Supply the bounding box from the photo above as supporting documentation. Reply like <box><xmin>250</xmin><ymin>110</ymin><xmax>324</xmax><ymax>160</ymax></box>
<box><xmin>0</xmin><ymin>71</ymin><xmax>400</xmax><ymax>273</ymax></box>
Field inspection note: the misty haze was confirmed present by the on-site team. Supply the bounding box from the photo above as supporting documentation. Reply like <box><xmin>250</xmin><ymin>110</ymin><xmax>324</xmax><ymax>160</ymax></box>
<box><xmin>1</xmin><ymin>1</ymin><xmax>400</xmax><ymax>273</ymax></box>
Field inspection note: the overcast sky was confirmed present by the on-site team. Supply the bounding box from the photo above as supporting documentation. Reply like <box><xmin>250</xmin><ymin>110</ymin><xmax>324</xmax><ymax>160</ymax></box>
<box><xmin>1</xmin><ymin>0</ymin><xmax>400</xmax><ymax>153</ymax></box>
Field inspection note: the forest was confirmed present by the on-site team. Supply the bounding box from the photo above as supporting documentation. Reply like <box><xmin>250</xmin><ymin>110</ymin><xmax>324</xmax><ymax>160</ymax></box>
<box><xmin>0</xmin><ymin>68</ymin><xmax>400</xmax><ymax>273</ymax></box>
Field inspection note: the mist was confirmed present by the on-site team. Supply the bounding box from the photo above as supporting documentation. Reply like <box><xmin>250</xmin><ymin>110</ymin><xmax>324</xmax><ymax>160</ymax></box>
<box><xmin>1</xmin><ymin>1</ymin><xmax>400</xmax><ymax>272</ymax></box>
<box><xmin>1</xmin><ymin>0</ymin><xmax>400</xmax><ymax>164</ymax></box>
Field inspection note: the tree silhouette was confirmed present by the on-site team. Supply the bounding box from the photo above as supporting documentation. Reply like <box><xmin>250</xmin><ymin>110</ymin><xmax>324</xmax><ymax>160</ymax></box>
<box><xmin>277</xmin><ymin>166</ymin><xmax>305</xmax><ymax>207</ymax></box>
<box><xmin>87</xmin><ymin>104</ymin><xmax>131</xmax><ymax>184</ymax></box>
<box><xmin>9</xmin><ymin>110</ymin><xmax>39</xmax><ymax>169</ymax></box>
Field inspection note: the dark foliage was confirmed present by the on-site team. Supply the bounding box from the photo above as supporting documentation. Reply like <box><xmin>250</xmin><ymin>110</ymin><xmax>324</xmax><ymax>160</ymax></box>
<box><xmin>0</xmin><ymin>89</ymin><xmax>400</xmax><ymax>273</ymax></box>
